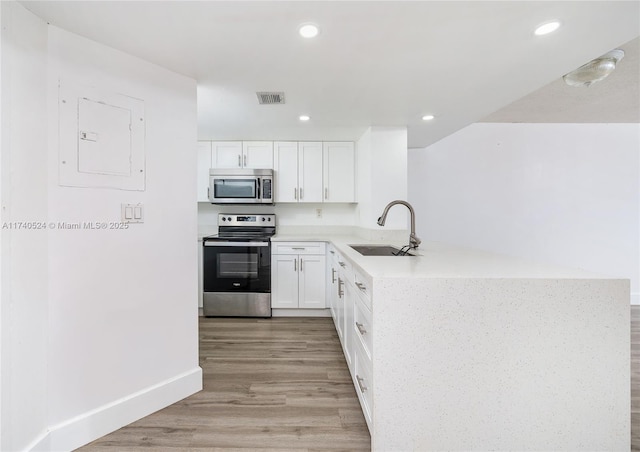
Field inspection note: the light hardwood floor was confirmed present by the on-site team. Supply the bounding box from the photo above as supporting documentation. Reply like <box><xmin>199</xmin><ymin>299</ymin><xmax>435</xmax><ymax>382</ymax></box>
<box><xmin>81</xmin><ymin>309</ymin><xmax>640</xmax><ymax>451</ymax></box>
<box><xmin>79</xmin><ymin>317</ymin><xmax>371</xmax><ymax>451</ymax></box>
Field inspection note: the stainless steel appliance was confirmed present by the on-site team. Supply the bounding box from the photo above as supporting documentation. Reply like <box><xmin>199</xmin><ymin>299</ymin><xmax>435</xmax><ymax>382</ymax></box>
<box><xmin>202</xmin><ymin>214</ymin><xmax>275</xmax><ymax>317</ymax></box>
<box><xmin>208</xmin><ymin>168</ymin><xmax>273</xmax><ymax>204</ymax></box>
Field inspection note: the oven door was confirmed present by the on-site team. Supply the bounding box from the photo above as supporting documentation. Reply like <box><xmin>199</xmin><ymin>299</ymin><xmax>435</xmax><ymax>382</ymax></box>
<box><xmin>203</xmin><ymin>241</ymin><xmax>271</xmax><ymax>293</ymax></box>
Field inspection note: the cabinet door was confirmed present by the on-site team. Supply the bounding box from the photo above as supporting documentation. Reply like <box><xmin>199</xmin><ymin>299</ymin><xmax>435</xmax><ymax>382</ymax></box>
<box><xmin>323</xmin><ymin>142</ymin><xmax>355</xmax><ymax>203</ymax></box>
<box><xmin>271</xmin><ymin>254</ymin><xmax>299</xmax><ymax>308</ymax></box>
<box><xmin>197</xmin><ymin>141</ymin><xmax>212</xmax><ymax>202</ymax></box>
<box><xmin>212</xmin><ymin>141</ymin><xmax>243</xmax><ymax>168</ymax></box>
<box><xmin>273</xmin><ymin>141</ymin><xmax>298</xmax><ymax>203</ymax></box>
<box><xmin>335</xmin><ymin>276</ymin><xmax>345</xmax><ymax>340</ymax></box>
<box><xmin>327</xmin><ymin>260</ymin><xmax>338</xmax><ymax>320</ymax></box>
<box><xmin>298</xmin><ymin>254</ymin><xmax>326</xmax><ymax>309</ymax></box>
<box><xmin>343</xmin><ymin>278</ymin><xmax>355</xmax><ymax>369</ymax></box>
<box><xmin>298</xmin><ymin>142</ymin><xmax>323</xmax><ymax>203</ymax></box>
<box><xmin>243</xmin><ymin>141</ymin><xmax>273</xmax><ymax>169</ymax></box>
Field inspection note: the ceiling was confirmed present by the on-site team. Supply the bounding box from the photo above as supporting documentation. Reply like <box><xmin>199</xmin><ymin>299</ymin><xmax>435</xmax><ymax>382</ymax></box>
<box><xmin>482</xmin><ymin>36</ymin><xmax>640</xmax><ymax>124</ymax></box>
<box><xmin>21</xmin><ymin>1</ymin><xmax>640</xmax><ymax>148</ymax></box>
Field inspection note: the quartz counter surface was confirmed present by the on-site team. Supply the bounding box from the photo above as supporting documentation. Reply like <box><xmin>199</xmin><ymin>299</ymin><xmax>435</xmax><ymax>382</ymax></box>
<box><xmin>271</xmin><ymin>233</ymin><xmax>610</xmax><ymax>281</ymax></box>
<box><xmin>273</xmin><ymin>232</ymin><xmax>630</xmax><ymax>450</ymax></box>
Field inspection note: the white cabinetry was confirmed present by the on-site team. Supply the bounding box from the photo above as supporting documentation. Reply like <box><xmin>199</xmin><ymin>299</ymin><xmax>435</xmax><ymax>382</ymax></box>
<box><xmin>272</xmin><ymin>242</ymin><xmax>326</xmax><ymax>309</ymax></box>
<box><xmin>274</xmin><ymin>141</ymin><xmax>355</xmax><ymax>203</ymax></box>
<box><xmin>323</xmin><ymin>142</ymin><xmax>355</xmax><ymax>203</ymax></box>
<box><xmin>212</xmin><ymin>141</ymin><xmax>273</xmax><ymax>169</ymax></box>
<box><xmin>327</xmin><ymin>244</ymin><xmax>373</xmax><ymax>431</ymax></box>
<box><xmin>273</xmin><ymin>141</ymin><xmax>323</xmax><ymax>203</ymax></box>
<box><xmin>197</xmin><ymin>141</ymin><xmax>212</xmax><ymax>202</ymax></box>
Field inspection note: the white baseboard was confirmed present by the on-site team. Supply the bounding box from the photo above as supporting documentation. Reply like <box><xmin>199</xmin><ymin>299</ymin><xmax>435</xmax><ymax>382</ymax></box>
<box><xmin>272</xmin><ymin>308</ymin><xmax>331</xmax><ymax>317</ymax></box>
<box><xmin>30</xmin><ymin>367</ymin><xmax>202</xmax><ymax>452</ymax></box>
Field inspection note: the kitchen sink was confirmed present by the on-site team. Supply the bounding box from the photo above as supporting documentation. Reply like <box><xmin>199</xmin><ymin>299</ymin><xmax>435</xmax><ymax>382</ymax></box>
<box><xmin>349</xmin><ymin>244</ymin><xmax>416</xmax><ymax>256</ymax></box>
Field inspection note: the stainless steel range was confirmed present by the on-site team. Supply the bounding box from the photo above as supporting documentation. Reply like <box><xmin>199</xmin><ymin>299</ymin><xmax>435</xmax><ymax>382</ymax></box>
<box><xmin>202</xmin><ymin>214</ymin><xmax>275</xmax><ymax>317</ymax></box>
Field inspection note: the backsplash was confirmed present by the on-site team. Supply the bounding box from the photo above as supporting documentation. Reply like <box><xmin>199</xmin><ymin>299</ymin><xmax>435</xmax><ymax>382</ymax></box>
<box><xmin>198</xmin><ymin>202</ymin><xmax>357</xmax><ymax>226</ymax></box>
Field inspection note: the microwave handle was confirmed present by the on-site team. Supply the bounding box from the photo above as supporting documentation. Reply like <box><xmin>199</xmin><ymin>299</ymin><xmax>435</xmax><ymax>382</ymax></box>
<box><xmin>257</xmin><ymin>177</ymin><xmax>261</xmax><ymax>200</ymax></box>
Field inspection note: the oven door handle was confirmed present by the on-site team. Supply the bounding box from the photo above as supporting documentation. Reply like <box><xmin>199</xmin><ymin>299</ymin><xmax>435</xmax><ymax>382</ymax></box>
<box><xmin>204</xmin><ymin>241</ymin><xmax>270</xmax><ymax>247</ymax></box>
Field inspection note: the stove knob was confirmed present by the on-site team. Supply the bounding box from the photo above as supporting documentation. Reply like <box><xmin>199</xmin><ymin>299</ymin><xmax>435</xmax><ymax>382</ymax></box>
<box><xmin>261</xmin><ymin>217</ymin><xmax>266</xmax><ymax>222</ymax></box>
<box><xmin>228</xmin><ymin>217</ymin><xmax>232</xmax><ymax>222</ymax></box>
<box><xmin>221</xmin><ymin>217</ymin><xmax>226</xmax><ymax>222</ymax></box>
<box><xmin>268</xmin><ymin>218</ymin><xmax>272</xmax><ymax>222</ymax></box>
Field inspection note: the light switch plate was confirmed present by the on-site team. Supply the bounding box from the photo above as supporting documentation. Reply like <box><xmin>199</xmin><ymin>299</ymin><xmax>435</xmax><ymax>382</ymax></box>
<box><xmin>121</xmin><ymin>203</ymin><xmax>144</xmax><ymax>223</ymax></box>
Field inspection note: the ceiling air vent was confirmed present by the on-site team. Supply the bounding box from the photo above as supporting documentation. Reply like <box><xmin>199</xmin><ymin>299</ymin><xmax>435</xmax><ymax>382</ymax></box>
<box><xmin>256</xmin><ymin>92</ymin><xmax>285</xmax><ymax>105</ymax></box>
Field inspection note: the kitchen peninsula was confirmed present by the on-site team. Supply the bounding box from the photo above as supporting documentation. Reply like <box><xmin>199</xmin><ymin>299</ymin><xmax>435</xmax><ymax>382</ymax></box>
<box><xmin>271</xmin><ymin>231</ymin><xmax>630</xmax><ymax>451</ymax></box>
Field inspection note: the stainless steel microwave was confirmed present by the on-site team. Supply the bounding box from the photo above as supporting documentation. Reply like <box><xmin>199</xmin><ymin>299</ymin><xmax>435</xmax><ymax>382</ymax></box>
<box><xmin>208</xmin><ymin>168</ymin><xmax>274</xmax><ymax>204</ymax></box>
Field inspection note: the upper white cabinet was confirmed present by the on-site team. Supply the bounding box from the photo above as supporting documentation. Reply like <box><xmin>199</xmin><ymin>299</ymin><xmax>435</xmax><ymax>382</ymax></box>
<box><xmin>197</xmin><ymin>141</ymin><xmax>212</xmax><ymax>202</ymax></box>
<box><xmin>274</xmin><ymin>141</ymin><xmax>355</xmax><ymax>203</ymax></box>
<box><xmin>299</xmin><ymin>142</ymin><xmax>324</xmax><ymax>203</ymax></box>
<box><xmin>273</xmin><ymin>142</ymin><xmax>298</xmax><ymax>203</ymax></box>
<box><xmin>243</xmin><ymin>141</ymin><xmax>274</xmax><ymax>168</ymax></box>
<box><xmin>212</xmin><ymin>141</ymin><xmax>273</xmax><ymax>169</ymax></box>
<box><xmin>323</xmin><ymin>142</ymin><xmax>355</xmax><ymax>203</ymax></box>
<box><xmin>274</xmin><ymin>141</ymin><xmax>323</xmax><ymax>203</ymax></box>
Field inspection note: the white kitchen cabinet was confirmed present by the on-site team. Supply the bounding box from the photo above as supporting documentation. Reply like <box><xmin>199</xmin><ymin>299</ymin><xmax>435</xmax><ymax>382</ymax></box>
<box><xmin>197</xmin><ymin>141</ymin><xmax>212</xmax><ymax>202</ymax></box>
<box><xmin>271</xmin><ymin>242</ymin><xmax>326</xmax><ymax>309</ymax></box>
<box><xmin>327</xmin><ymin>246</ymin><xmax>340</xmax><ymax>322</ymax></box>
<box><xmin>243</xmin><ymin>141</ymin><xmax>273</xmax><ymax>168</ymax></box>
<box><xmin>212</xmin><ymin>141</ymin><xmax>243</xmax><ymax>168</ymax></box>
<box><xmin>271</xmin><ymin>255</ymin><xmax>299</xmax><ymax>308</ymax></box>
<box><xmin>274</xmin><ymin>141</ymin><xmax>354</xmax><ymax>204</ymax></box>
<box><xmin>327</xmin><ymin>245</ymin><xmax>371</xmax><ymax>430</ymax></box>
<box><xmin>323</xmin><ymin>142</ymin><xmax>355</xmax><ymax>203</ymax></box>
<box><xmin>273</xmin><ymin>141</ymin><xmax>323</xmax><ymax>203</ymax></box>
<box><xmin>273</xmin><ymin>141</ymin><xmax>298</xmax><ymax>203</ymax></box>
<box><xmin>212</xmin><ymin>141</ymin><xmax>273</xmax><ymax>169</ymax></box>
<box><xmin>342</xmin><ymin>274</ymin><xmax>355</xmax><ymax>369</ymax></box>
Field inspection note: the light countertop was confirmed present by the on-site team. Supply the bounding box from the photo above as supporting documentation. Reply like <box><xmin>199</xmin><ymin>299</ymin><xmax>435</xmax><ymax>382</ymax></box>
<box><xmin>272</xmin><ymin>232</ymin><xmax>614</xmax><ymax>281</ymax></box>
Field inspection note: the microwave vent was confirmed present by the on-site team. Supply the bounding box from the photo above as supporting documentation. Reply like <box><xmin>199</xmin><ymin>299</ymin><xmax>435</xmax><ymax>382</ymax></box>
<box><xmin>256</xmin><ymin>92</ymin><xmax>285</xmax><ymax>104</ymax></box>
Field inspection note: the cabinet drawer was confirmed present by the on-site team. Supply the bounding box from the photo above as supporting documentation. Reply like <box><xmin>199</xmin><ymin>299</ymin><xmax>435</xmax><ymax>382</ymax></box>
<box><xmin>272</xmin><ymin>242</ymin><xmax>326</xmax><ymax>255</ymax></box>
<box><xmin>354</xmin><ymin>341</ymin><xmax>373</xmax><ymax>429</ymax></box>
<box><xmin>354</xmin><ymin>293</ymin><xmax>373</xmax><ymax>361</ymax></box>
<box><xmin>335</xmin><ymin>255</ymin><xmax>353</xmax><ymax>282</ymax></box>
<box><xmin>353</xmin><ymin>267</ymin><xmax>372</xmax><ymax>310</ymax></box>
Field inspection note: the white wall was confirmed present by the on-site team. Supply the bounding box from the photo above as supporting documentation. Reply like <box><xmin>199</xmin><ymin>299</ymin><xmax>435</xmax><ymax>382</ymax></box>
<box><xmin>1</xmin><ymin>3</ymin><xmax>202</xmax><ymax>449</ymax></box>
<box><xmin>0</xmin><ymin>3</ymin><xmax>49</xmax><ymax>450</ymax></box>
<box><xmin>409</xmin><ymin>122</ymin><xmax>639</xmax><ymax>304</ymax></box>
<box><xmin>45</xmin><ymin>26</ymin><xmax>201</xmax><ymax>449</ymax></box>
<box><xmin>356</xmin><ymin>127</ymin><xmax>408</xmax><ymax>231</ymax></box>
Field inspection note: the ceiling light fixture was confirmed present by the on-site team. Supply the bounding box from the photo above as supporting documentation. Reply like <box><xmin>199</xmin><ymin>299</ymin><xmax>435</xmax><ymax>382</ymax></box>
<box><xmin>422</xmin><ymin>115</ymin><xmax>435</xmax><ymax>121</ymax></box>
<box><xmin>534</xmin><ymin>21</ymin><xmax>561</xmax><ymax>36</ymax></box>
<box><xmin>299</xmin><ymin>23</ymin><xmax>319</xmax><ymax>38</ymax></box>
<box><xmin>563</xmin><ymin>49</ymin><xmax>625</xmax><ymax>87</ymax></box>
<box><xmin>299</xmin><ymin>115</ymin><xmax>310</xmax><ymax>121</ymax></box>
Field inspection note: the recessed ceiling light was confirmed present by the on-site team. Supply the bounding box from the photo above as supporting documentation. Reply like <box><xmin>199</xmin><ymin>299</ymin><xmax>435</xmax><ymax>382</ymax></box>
<box><xmin>299</xmin><ymin>23</ymin><xmax>319</xmax><ymax>38</ymax></box>
<box><xmin>299</xmin><ymin>115</ymin><xmax>310</xmax><ymax>121</ymax></box>
<box><xmin>534</xmin><ymin>21</ymin><xmax>561</xmax><ymax>36</ymax></box>
<box><xmin>422</xmin><ymin>115</ymin><xmax>435</xmax><ymax>121</ymax></box>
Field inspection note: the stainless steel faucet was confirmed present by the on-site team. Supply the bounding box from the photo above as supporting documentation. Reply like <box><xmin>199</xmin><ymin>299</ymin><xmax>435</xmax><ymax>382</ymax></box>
<box><xmin>377</xmin><ymin>200</ymin><xmax>422</xmax><ymax>249</ymax></box>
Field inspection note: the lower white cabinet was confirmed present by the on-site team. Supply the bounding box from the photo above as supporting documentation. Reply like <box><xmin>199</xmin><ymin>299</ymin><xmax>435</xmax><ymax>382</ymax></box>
<box><xmin>272</xmin><ymin>242</ymin><xmax>326</xmax><ymax>309</ymax></box>
<box><xmin>327</xmin><ymin>244</ymin><xmax>373</xmax><ymax>431</ymax></box>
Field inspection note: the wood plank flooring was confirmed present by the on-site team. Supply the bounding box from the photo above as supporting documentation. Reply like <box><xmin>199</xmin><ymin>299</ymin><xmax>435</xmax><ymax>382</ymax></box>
<box><xmin>79</xmin><ymin>317</ymin><xmax>371</xmax><ymax>451</ymax></box>
<box><xmin>80</xmin><ymin>308</ymin><xmax>640</xmax><ymax>451</ymax></box>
